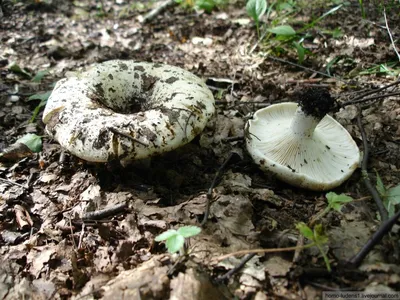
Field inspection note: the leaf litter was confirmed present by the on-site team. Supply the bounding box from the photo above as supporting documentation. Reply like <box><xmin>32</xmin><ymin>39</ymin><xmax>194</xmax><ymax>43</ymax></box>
<box><xmin>1</xmin><ymin>0</ymin><xmax>400</xmax><ymax>299</ymax></box>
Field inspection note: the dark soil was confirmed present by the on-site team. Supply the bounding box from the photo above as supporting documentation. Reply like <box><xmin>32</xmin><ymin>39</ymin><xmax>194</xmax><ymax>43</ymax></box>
<box><xmin>1</xmin><ymin>0</ymin><xmax>400</xmax><ymax>299</ymax></box>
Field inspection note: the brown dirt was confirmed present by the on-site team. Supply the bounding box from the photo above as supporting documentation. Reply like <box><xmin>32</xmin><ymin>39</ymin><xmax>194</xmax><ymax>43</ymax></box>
<box><xmin>1</xmin><ymin>0</ymin><xmax>400</xmax><ymax>299</ymax></box>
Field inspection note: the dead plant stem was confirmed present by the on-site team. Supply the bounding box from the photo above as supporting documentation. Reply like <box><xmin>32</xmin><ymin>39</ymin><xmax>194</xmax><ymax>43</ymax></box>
<box><xmin>356</xmin><ymin>113</ymin><xmax>388</xmax><ymax>221</ymax></box>
<box><xmin>215</xmin><ymin>243</ymin><xmax>316</xmax><ymax>262</ymax></box>
<box><xmin>383</xmin><ymin>9</ymin><xmax>400</xmax><ymax>62</ymax></box>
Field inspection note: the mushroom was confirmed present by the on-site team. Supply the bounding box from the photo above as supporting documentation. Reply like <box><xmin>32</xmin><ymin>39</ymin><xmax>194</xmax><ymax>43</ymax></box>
<box><xmin>43</xmin><ymin>60</ymin><xmax>215</xmax><ymax>165</ymax></box>
<box><xmin>245</xmin><ymin>88</ymin><xmax>360</xmax><ymax>191</ymax></box>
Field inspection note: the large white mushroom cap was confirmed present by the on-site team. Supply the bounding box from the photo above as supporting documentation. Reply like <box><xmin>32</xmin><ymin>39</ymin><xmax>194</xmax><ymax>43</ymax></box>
<box><xmin>246</xmin><ymin>102</ymin><xmax>360</xmax><ymax>191</ymax></box>
<box><xmin>43</xmin><ymin>60</ymin><xmax>215</xmax><ymax>164</ymax></box>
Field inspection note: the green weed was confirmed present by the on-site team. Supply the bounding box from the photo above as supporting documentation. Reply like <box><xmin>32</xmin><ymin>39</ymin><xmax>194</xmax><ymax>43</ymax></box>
<box><xmin>296</xmin><ymin>222</ymin><xmax>331</xmax><ymax>272</ymax></box>
<box><xmin>376</xmin><ymin>172</ymin><xmax>400</xmax><ymax>218</ymax></box>
<box><xmin>155</xmin><ymin>225</ymin><xmax>201</xmax><ymax>254</ymax></box>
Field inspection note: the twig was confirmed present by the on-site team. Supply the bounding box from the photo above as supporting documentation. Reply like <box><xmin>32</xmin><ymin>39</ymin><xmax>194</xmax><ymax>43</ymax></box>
<box><xmin>214</xmin><ymin>243</ymin><xmax>316</xmax><ymax>262</ymax></box>
<box><xmin>383</xmin><ymin>9</ymin><xmax>400</xmax><ymax>62</ymax></box>
<box><xmin>356</xmin><ymin>113</ymin><xmax>388</xmax><ymax>221</ymax></box>
<box><xmin>249</xmin><ymin>29</ymin><xmax>270</xmax><ymax>55</ymax></box>
<box><xmin>342</xmin><ymin>91</ymin><xmax>400</xmax><ymax>106</ymax></box>
<box><xmin>14</xmin><ymin>205</ymin><xmax>33</xmax><ymax>230</ymax></box>
<box><xmin>267</xmin><ymin>56</ymin><xmax>348</xmax><ymax>84</ymax></box>
<box><xmin>304</xmin><ymin>280</ymin><xmax>358</xmax><ymax>291</ymax></box>
<box><xmin>216</xmin><ymin>253</ymin><xmax>257</xmax><ymax>282</ymax></box>
<box><xmin>0</xmin><ymin>177</ymin><xmax>27</xmax><ymax>189</ymax></box>
<box><xmin>200</xmin><ymin>153</ymin><xmax>235</xmax><ymax>226</ymax></box>
<box><xmin>82</xmin><ymin>202</ymin><xmax>128</xmax><ymax>220</ymax></box>
<box><xmin>139</xmin><ymin>0</ymin><xmax>176</xmax><ymax>24</ymax></box>
<box><xmin>341</xmin><ymin>79</ymin><xmax>400</xmax><ymax>107</ymax></box>
<box><xmin>349</xmin><ymin>209</ymin><xmax>400</xmax><ymax>267</ymax></box>
<box><xmin>107</xmin><ymin>127</ymin><xmax>149</xmax><ymax>147</ymax></box>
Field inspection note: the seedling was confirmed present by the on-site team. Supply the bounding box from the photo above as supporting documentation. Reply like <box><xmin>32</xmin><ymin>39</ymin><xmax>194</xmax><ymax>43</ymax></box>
<box><xmin>155</xmin><ymin>225</ymin><xmax>201</xmax><ymax>255</ymax></box>
<box><xmin>248</xmin><ymin>1</ymin><xmax>343</xmax><ymax>64</ymax></box>
<box><xmin>376</xmin><ymin>172</ymin><xmax>400</xmax><ymax>218</ymax></box>
<box><xmin>358</xmin><ymin>62</ymin><xmax>400</xmax><ymax>77</ymax></box>
<box><xmin>176</xmin><ymin>0</ymin><xmax>228</xmax><ymax>13</ymax></box>
<box><xmin>310</xmin><ymin>192</ymin><xmax>353</xmax><ymax>225</ymax></box>
<box><xmin>246</xmin><ymin>0</ymin><xmax>267</xmax><ymax>38</ymax></box>
<box><xmin>31</xmin><ymin>70</ymin><xmax>49</xmax><ymax>83</ymax></box>
<box><xmin>296</xmin><ymin>222</ymin><xmax>331</xmax><ymax>272</ymax></box>
<box><xmin>16</xmin><ymin>133</ymin><xmax>43</xmax><ymax>153</ymax></box>
<box><xmin>27</xmin><ymin>91</ymin><xmax>52</xmax><ymax>122</ymax></box>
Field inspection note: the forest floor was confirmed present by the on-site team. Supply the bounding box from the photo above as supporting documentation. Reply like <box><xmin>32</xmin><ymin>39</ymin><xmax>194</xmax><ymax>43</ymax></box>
<box><xmin>1</xmin><ymin>0</ymin><xmax>400</xmax><ymax>299</ymax></box>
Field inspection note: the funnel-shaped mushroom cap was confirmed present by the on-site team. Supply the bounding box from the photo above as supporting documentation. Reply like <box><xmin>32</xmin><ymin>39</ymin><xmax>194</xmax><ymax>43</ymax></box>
<box><xmin>246</xmin><ymin>102</ymin><xmax>360</xmax><ymax>191</ymax></box>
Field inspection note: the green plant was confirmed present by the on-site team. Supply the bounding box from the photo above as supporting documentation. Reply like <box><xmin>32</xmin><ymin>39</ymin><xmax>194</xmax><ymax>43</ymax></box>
<box><xmin>27</xmin><ymin>91</ymin><xmax>52</xmax><ymax>122</ymax></box>
<box><xmin>309</xmin><ymin>192</ymin><xmax>353</xmax><ymax>225</ymax></box>
<box><xmin>155</xmin><ymin>225</ymin><xmax>201</xmax><ymax>254</ymax></box>
<box><xmin>296</xmin><ymin>222</ymin><xmax>331</xmax><ymax>271</ymax></box>
<box><xmin>246</xmin><ymin>0</ymin><xmax>267</xmax><ymax>38</ymax></box>
<box><xmin>31</xmin><ymin>70</ymin><xmax>49</xmax><ymax>83</ymax></box>
<box><xmin>376</xmin><ymin>172</ymin><xmax>400</xmax><ymax>218</ymax></box>
<box><xmin>16</xmin><ymin>133</ymin><xmax>42</xmax><ymax>153</ymax></box>
<box><xmin>249</xmin><ymin>2</ymin><xmax>343</xmax><ymax>63</ymax></box>
<box><xmin>358</xmin><ymin>62</ymin><xmax>400</xmax><ymax>77</ymax></box>
<box><xmin>358</xmin><ymin>0</ymin><xmax>365</xmax><ymax>18</ymax></box>
<box><xmin>176</xmin><ymin>0</ymin><xmax>228</xmax><ymax>13</ymax></box>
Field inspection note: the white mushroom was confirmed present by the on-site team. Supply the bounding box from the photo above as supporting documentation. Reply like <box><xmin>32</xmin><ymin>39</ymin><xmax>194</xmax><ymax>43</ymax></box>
<box><xmin>43</xmin><ymin>60</ymin><xmax>215</xmax><ymax>165</ymax></box>
<box><xmin>246</xmin><ymin>88</ymin><xmax>360</xmax><ymax>191</ymax></box>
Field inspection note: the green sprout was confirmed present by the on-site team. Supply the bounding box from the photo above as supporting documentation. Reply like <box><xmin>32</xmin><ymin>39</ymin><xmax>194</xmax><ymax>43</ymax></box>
<box><xmin>175</xmin><ymin>0</ymin><xmax>228</xmax><ymax>13</ymax></box>
<box><xmin>155</xmin><ymin>225</ymin><xmax>201</xmax><ymax>254</ymax></box>
<box><xmin>376</xmin><ymin>172</ymin><xmax>400</xmax><ymax>218</ymax></box>
<box><xmin>246</xmin><ymin>0</ymin><xmax>267</xmax><ymax>38</ymax></box>
<box><xmin>27</xmin><ymin>91</ymin><xmax>52</xmax><ymax>122</ymax></box>
<box><xmin>310</xmin><ymin>192</ymin><xmax>353</xmax><ymax>225</ymax></box>
<box><xmin>296</xmin><ymin>222</ymin><xmax>331</xmax><ymax>272</ymax></box>
<box><xmin>16</xmin><ymin>133</ymin><xmax>43</xmax><ymax>153</ymax></box>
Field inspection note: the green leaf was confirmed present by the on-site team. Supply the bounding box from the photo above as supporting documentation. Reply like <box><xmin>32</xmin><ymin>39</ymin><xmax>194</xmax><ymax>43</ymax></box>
<box><xmin>16</xmin><ymin>134</ymin><xmax>42</xmax><ymax>153</ymax></box>
<box><xmin>387</xmin><ymin>185</ymin><xmax>400</xmax><ymax>205</ymax></box>
<box><xmin>268</xmin><ymin>25</ymin><xmax>296</xmax><ymax>36</ymax></box>
<box><xmin>313</xmin><ymin>4</ymin><xmax>343</xmax><ymax>24</ymax></box>
<box><xmin>296</xmin><ymin>222</ymin><xmax>314</xmax><ymax>240</ymax></box>
<box><xmin>293</xmin><ymin>42</ymin><xmax>305</xmax><ymax>64</ymax></box>
<box><xmin>28</xmin><ymin>91</ymin><xmax>52</xmax><ymax>122</ymax></box>
<box><xmin>313</xmin><ymin>224</ymin><xmax>329</xmax><ymax>244</ymax></box>
<box><xmin>376</xmin><ymin>172</ymin><xmax>387</xmax><ymax>197</ymax></box>
<box><xmin>8</xmin><ymin>63</ymin><xmax>32</xmax><ymax>78</ymax></box>
<box><xmin>28</xmin><ymin>91</ymin><xmax>52</xmax><ymax>102</ymax></box>
<box><xmin>246</xmin><ymin>0</ymin><xmax>267</xmax><ymax>22</ymax></box>
<box><xmin>32</xmin><ymin>70</ymin><xmax>49</xmax><ymax>83</ymax></box>
<box><xmin>326</xmin><ymin>192</ymin><xmax>353</xmax><ymax>212</ymax></box>
<box><xmin>195</xmin><ymin>0</ymin><xmax>215</xmax><ymax>12</ymax></box>
<box><xmin>177</xmin><ymin>226</ymin><xmax>201</xmax><ymax>238</ymax></box>
<box><xmin>155</xmin><ymin>229</ymin><xmax>178</xmax><ymax>241</ymax></box>
<box><xmin>165</xmin><ymin>234</ymin><xmax>185</xmax><ymax>254</ymax></box>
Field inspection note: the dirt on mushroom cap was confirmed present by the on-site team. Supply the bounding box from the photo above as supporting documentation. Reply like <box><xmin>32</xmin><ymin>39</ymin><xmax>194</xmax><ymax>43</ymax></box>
<box><xmin>42</xmin><ymin>60</ymin><xmax>215</xmax><ymax>164</ymax></box>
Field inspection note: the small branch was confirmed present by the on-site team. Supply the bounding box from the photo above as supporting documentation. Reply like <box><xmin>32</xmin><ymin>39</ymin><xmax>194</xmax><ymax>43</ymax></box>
<box><xmin>356</xmin><ymin>114</ymin><xmax>388</xmax><ymax>221</ymax></box>
<box><xmin>139</xmin><ymin>0</ymin><xmax>176</xmax><ymax>24</ymax></box>
<box><xmin>384</xmin><ymin>9</ymin><xmax>400</xmax><ymax>62</ymax></box>
<box><xmin>267</xmin><ymin>56</ymin><xmax>348</xmax><ymax>84</ymax></box>
<box><xmin>0</xmin><ymin>177</ymin><xmax>27</xmax><ymax>189</ymax></box>
<box><xmin>216</xmin><ymin>253</ymin><xmax>257</xmax><ymax>282</ymax></box>
<box><xmin>214</xmin><ymin>243</ymin><xmax>316</xmax><ymax>262</ymax></box>
<box><xmin>349</xmin><ymin>209</ymin><xmax>400</xmax><ymax>267</ymax></box>
<box><xmin>82</xmin><ymin>202</ymin><xmax>128</xmax><ymax>220</ymax></box>
<box><xmin>200</xmin><ymin>153</ymin><xmax>236</xmax><ymax>226</ymax></box>
<box><xmin>14</xmin><ymin>205</ymin><xmax>33</xmax><ymax>230</ymax></box>
<box><xmin>108</xmin><ymin>127</ymin><xmax>149</xmax><ymax>147</ymax></box>
<box><xmin>341</xmin><ymin>80</ymin><xmax>400</xmax><ymax>107</ymax></box>
<box><xmin>342</xmin><ymin>91</ymin><xmax>400</xmax><ymax>107</ymax></box>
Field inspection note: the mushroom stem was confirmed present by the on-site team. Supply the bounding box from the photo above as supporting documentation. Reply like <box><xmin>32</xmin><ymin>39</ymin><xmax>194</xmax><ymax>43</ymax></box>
<box><xmin>291</xmin><ymin>107</ymin><xmax>321</xmax><ymax>138</ymax></box>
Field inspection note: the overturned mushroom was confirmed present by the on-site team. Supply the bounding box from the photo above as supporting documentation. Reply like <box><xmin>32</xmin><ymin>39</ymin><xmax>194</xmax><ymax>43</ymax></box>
<box><xmin>246</xmin><ymin>88</ymin><xmax>360</xmax><ymax>191</ymax></box>
<box><xmin>43</xmin><ymin>60</ymin><xmax>215</xmax><ymax>165</ymax></box>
